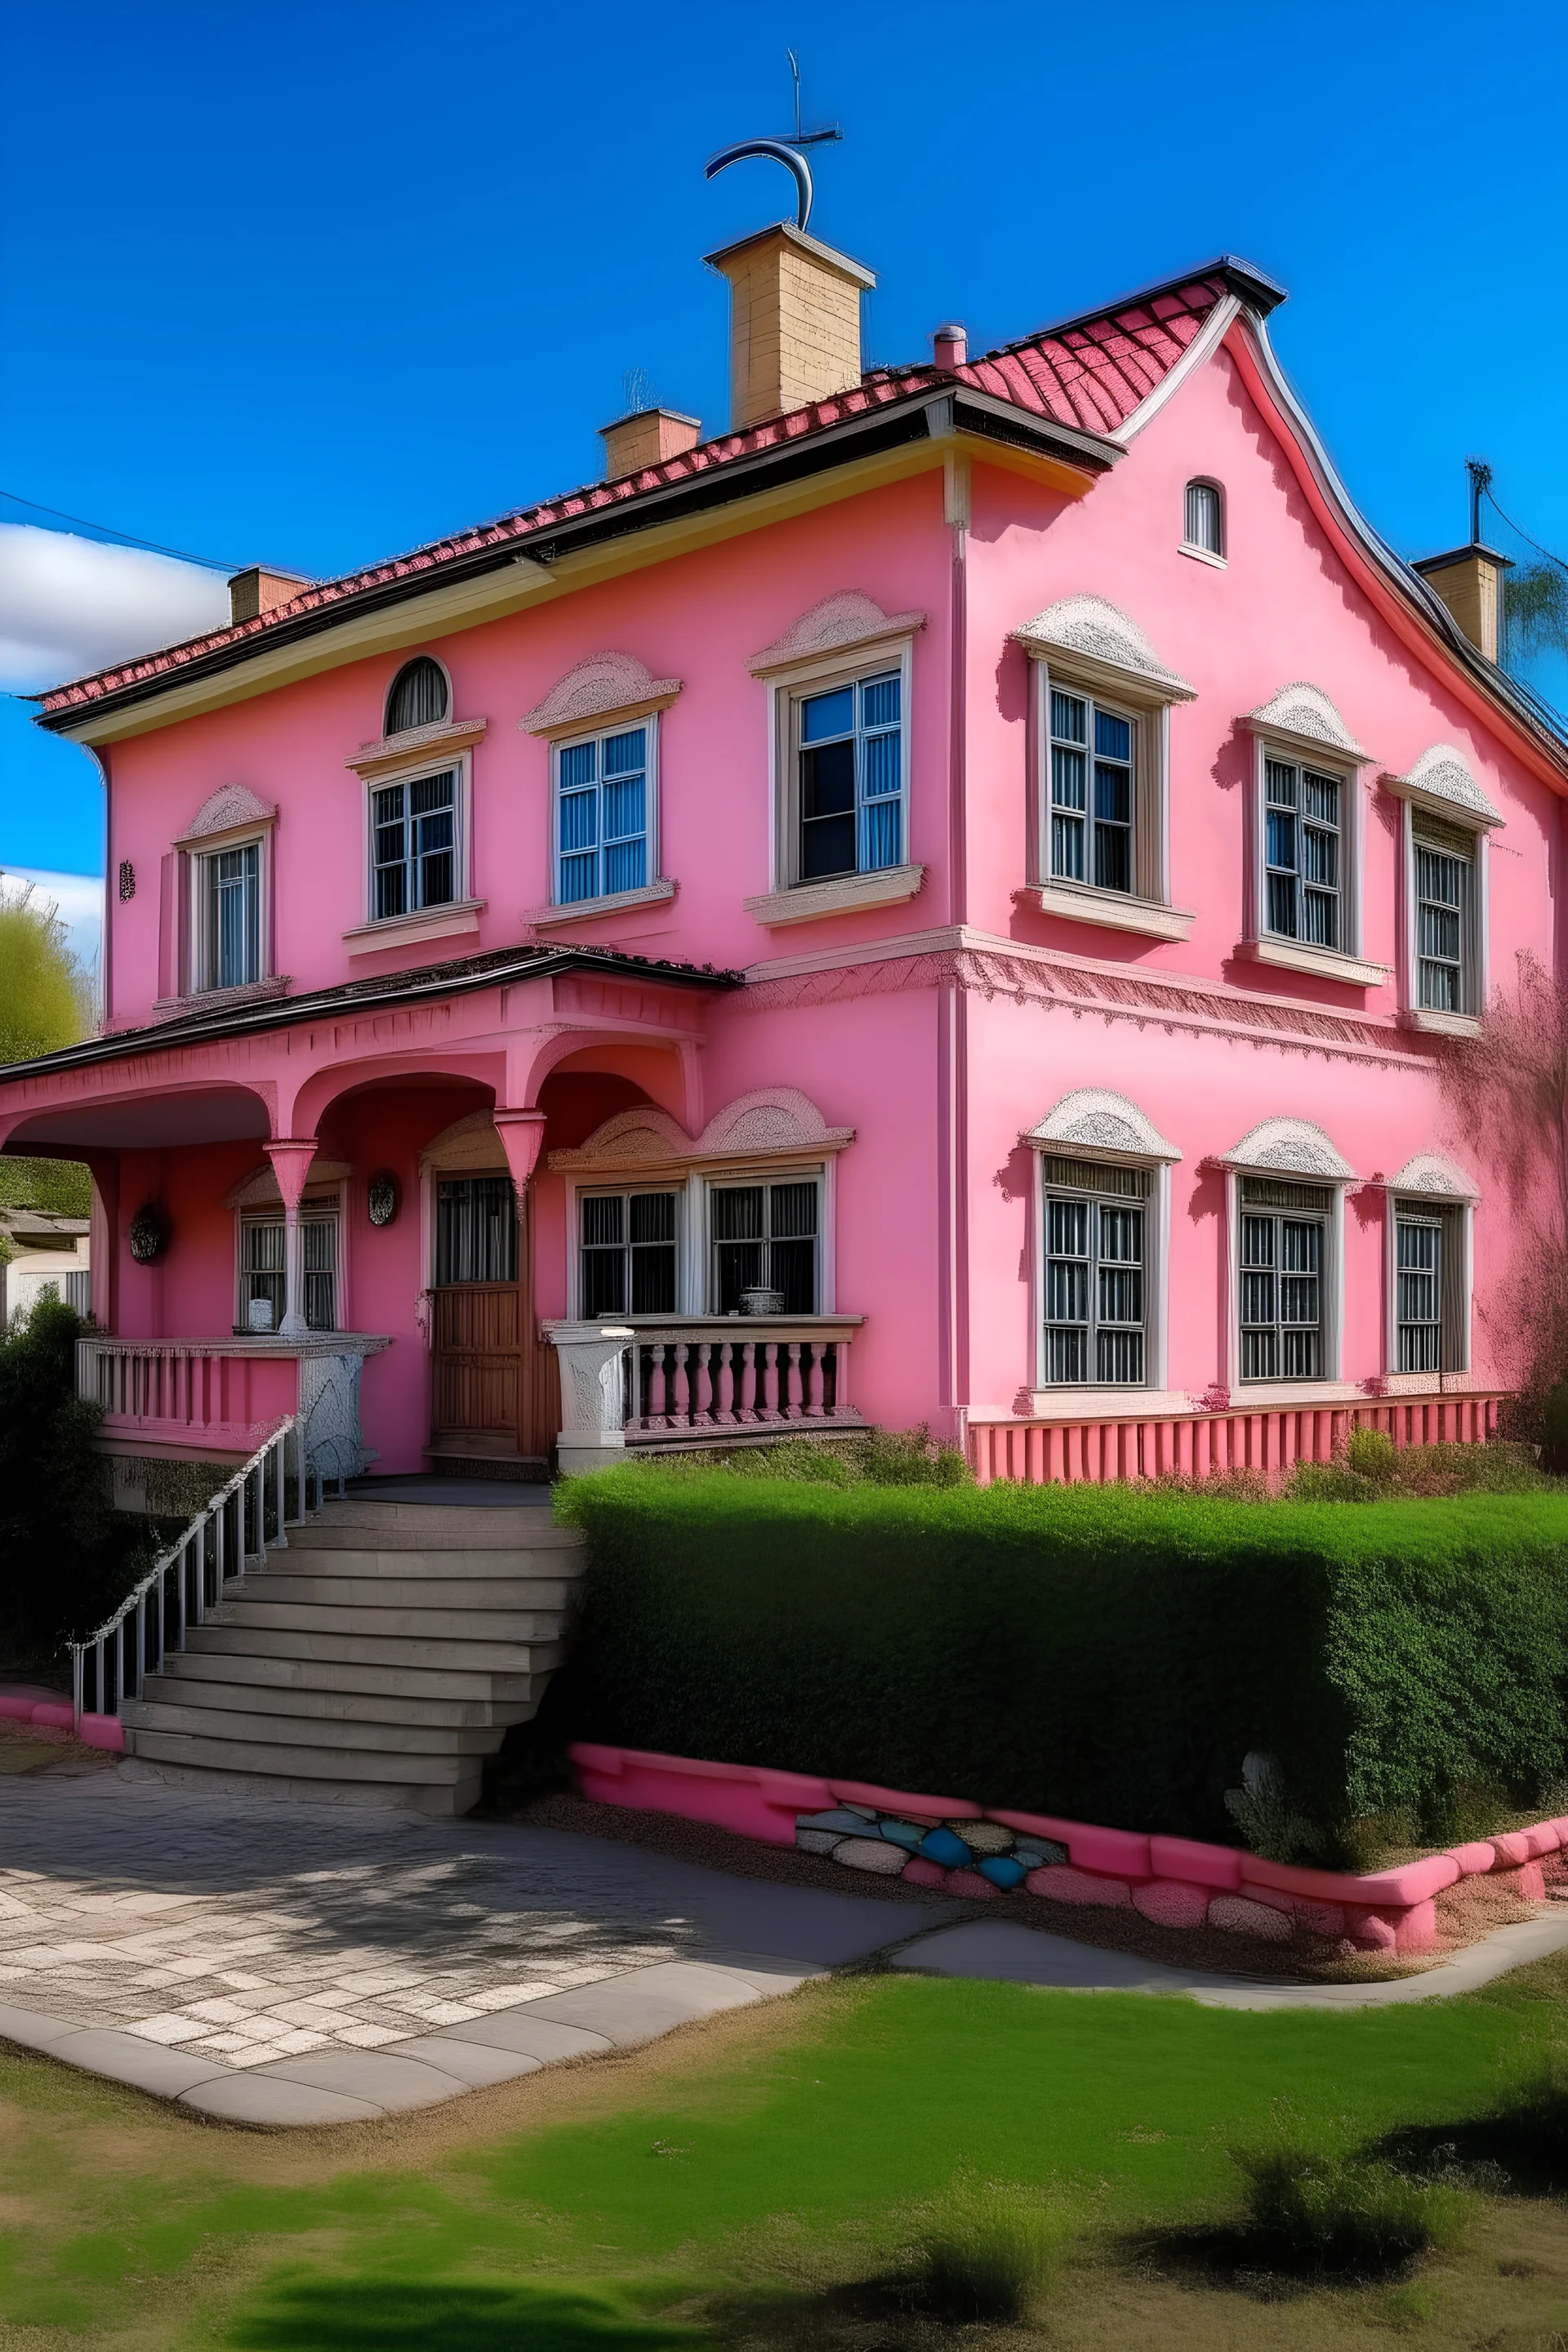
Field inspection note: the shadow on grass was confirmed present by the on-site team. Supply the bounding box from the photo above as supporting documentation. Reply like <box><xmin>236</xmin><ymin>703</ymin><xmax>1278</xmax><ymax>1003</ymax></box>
<box><xmin>696</xmin><ymin>2275</ymin><xmax>962</xmax><ymax>2351</ymax></box>
<box><xmin>228</xmin><ymin>2278</ymin><xmax>704</xmax><ymax>2351</ymax></box>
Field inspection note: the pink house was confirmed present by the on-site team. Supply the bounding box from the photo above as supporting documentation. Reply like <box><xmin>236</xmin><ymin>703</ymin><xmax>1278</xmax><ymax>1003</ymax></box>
<box><xmin>3</xmin><ymin>224</ymin><xmax>1555</xmax><ymax>1491</ymax></box>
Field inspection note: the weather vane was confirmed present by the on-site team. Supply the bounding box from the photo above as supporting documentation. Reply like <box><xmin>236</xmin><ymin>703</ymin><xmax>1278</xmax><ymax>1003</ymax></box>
<box><xmin>705</xmin><ymin>51</ymin><xmax>841</xmax><ymax>234</ymax></box>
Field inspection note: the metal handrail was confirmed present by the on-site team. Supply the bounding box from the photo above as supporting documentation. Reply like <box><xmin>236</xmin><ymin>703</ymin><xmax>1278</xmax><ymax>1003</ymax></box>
<box><xmin>69</xmin><ymin>1414</ymin><xmax>323</xmax><ymax>1726</ymax></box>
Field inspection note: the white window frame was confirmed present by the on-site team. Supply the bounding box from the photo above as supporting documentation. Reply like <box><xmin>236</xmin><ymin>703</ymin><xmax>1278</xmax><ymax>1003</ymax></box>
<box><xmin>187</xmin><ymin>825</ymin><xmax>271</xmax><ymax>995</ymax></box>
<box><xmin>1400</xmin><ymin>800</ymin><xmax>1488</xmax><ymax>1033</ymax></box>
<box><xmin>550</xmin><ymin>713</ymin><xmax>662</xmax><ymax>911</ymax></box>
<box><xmin>1223</xmin><ymin>1168</ymin><xmax>1350</xmax><ymax>1394</ymax></box>
<box><xmin>1180</xmin><ymin>477</ymin><xmax>1226</xmax><ymax>566</ymax></box>
<box><xmin>1254</xmin><ymin>743</ymin><xmax>1357</xmax><ymax>956</ymax></box>
<box><xmin>234</xmin><ymin>1188</ymin><xmax>344</xmax><ymax>1334</ymax></box>
<box><xmin>1025</xmin><ymin>657</ymin><xmax>1194</xmax><ymax>941</ymax></box>
<box><xmin>1385</xmin><ymin>1193</ymin><xmax>1472</xmax><ymax>1380</ymax></box>
<box><xmin>383</xmin><ymin>653</ymin><xmax>452</xmax><ymax>738</ymax></box>
<box><xmin>563</xmin><ymin>1158</ymin><xmax>838</xmax><ymax>1319</ymax></box>
<box><xmin>359</xmin><ymin>745</ymin><xmax>474</xmax><ymax>929</ymax></box>
<box><xmin>767</xmin><ymin>637</ymin><xmax>915</xmax><ymax>895</ymax></box>
<box><xmin>575</xmin><ymin>1178</ymin><xmax>683</xmax><ymax>1319</ymax></box>
<box><xmin>701</xmin><ymin>1160</ymin><xmax>828</xmax><ymax>1317</ymax></box>
<box><xmin>1031</xmin><ymin>1150</ymin><xmax>1170</xmax><ymax>1394</ymax></box>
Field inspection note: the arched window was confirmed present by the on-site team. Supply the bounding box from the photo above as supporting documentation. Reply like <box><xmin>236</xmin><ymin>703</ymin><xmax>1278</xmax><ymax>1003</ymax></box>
<box><xmin>1183</xmin><ymin>479</ymin><xmax>1224</xmax><ymax>559</ymax></box>
<box><xmin>385</xmin><ymin>657</ymin><xmax>449</xmax><ymax>735</ymax></box>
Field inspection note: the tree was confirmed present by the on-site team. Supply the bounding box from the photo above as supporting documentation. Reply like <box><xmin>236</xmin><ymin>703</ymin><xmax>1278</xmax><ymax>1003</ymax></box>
<box><xmin>0</xmin><ymin>878</ymin><xmax>94</xmax><ymax>1217</ymax></box>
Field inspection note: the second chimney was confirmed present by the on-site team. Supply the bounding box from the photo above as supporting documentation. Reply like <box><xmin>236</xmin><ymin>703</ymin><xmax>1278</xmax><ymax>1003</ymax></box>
<box><xmin>705</xmin><ymin>222</ymin><xmax>876</xmax><ymax>430</ymax></box>
<box><xmin>599</xmin><ymin>407</ymin><xmax>702</xmax><ymax>479</ymax></box>
<box><xmin>1412</xmin><ymin>542</ymin><xmax>1512</xmax><ymax>664</ymax></box>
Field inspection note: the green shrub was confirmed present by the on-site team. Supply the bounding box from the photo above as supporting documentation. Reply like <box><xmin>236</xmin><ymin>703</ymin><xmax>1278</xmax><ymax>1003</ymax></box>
<box><xmin>915</xmin><ymin>2178</ymin><xmax>1070</xmax><ymax>2320</ymax></box>
<box><xmin>1232</xmin><ymin>2139</ymin><xmax>1464</xmax><ymax>2277</ymax></box>
<box><xmin>630</xmin><ymin>1424</ymin><xmax>972</xmax><ymax>1488</ymax></box>
<box><xmin>1345</xmin><ymin>1427</ymin><xmax>1399</xmax><ymax>1482</ymax></box>
<box><xmin>555</xmin><ymin>1468</ymin><xmax>1568</xmax><ymax>1845</ymax></box>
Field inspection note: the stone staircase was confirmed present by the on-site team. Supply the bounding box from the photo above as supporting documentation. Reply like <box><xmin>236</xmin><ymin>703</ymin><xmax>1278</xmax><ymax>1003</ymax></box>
<box><xmin>120</xmin><ymin>1494</ymin><xmax>584</xmax><ymax>1816</ymax></box>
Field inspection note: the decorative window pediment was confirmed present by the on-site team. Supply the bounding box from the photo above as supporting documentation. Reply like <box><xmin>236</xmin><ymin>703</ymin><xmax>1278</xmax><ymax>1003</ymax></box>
<box><xmin>1387</xmin><ymin>1152</ymin><xmax>1480</xmax><ymax>1201</ymax></box>
<box><xmin>1383</xmin><ymin>743</ymin><xmax>1503</xmax><ymax>828</ymax></box>
<box><xmin>1221</xmin><ymin>1116</ymin><xmax>1356</xmax><ymax>1182</ymax></box>
<box><xmin>1023</xmin><ymin>1089</ymin><xmax>1180</xmax><ymax>1164</ymax></box>
<box><xmin>1245</xmin><ymin>681</ymin><xmax>1372</xmax><ymax>765</ymax></box>
<box><xmin>419</xmin><ymin>1111</ymin><xmax>512</xmax><ymax>1174</ymax></box>
<box><xmin>550</xmin><ymin>1106</ymin><xmax>694</xmax><ymax>1170</ymax></box>
<box><xmin>748</xmin><ymin>591</ymin><xmax>925</xmax><ymax>679</ymax></box>
<box><xmin>225</xmin><ymin>1157</ymin><xmax>352</xmax><ymax>1211</ymax></box>
<box><xmin>174</xmin><ymin>783</ymin><xmax>278</xmax><ymax>850</ymax></box>
<box><xmin>1010</xmin><ymin>595</ymin><xmax>1196</xmax><ymax>702</ymax></box>
<box><xmin>345</xmin><ymin>715</ymin><xmax>488</xmax><ymax>779</ymax></box>
<box><xmin>549</xmin><ymin>1087</ymin><xmax>853</xmax><ymax>1174</ymax></box>
<box><xmin>519</xmin><ymin>651</ymin><xmax>681</xmax><ymax>737</ymax></box>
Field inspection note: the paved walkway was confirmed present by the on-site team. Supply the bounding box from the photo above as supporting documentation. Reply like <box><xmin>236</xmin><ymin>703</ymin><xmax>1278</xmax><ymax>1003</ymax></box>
<box><xmin>3</xmin><ymin>1762</ymin><xmax>1566</xmax><ymax>2126</ymax></box>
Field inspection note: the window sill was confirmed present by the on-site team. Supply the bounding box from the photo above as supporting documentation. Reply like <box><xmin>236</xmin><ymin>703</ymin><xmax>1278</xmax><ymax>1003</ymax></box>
<box><xmin>1400</xmin><ymin>1007</ymin><xmax>1481</xmax><ymax>1039</ymax></box>
<box><xmin>1014</xmin><ymin>884</ymin><xmax>1195</xmax><ymax>942</ymax></box>
<box><xmin>1381</xmin><ymin>1370</ymin><xmax>1484</xmax><ymax>1396</ymax></box>
<box><xmin>744</xmin><ymin>865</ymin><xmax>925</xmax><ymax>929</ymax></box>
<box><xmin>1178</xmin><ymin>541</ymin><xmax>1227</xmax><ymax>570</ymax></box>
<box><xmin>342</xmin><ymin>899</ymin><xmax>485</xmax><ymax>956</ymax></box>
<box><xmin>1232</xmin><ymin>1379</ymin><xmax>1360</xmax><ymax>1407</ymax></box>
<box><xmin>1025</xmin><ymin>1388</ymin><xmax>1188</xmax><ymax>1421</ymax></box>
<box><xmin>527</xmin><ymin>880</ymin><xmax>676</xmax><ymax>930</ymax></box>
<box><xmin>1237</xmin><ymin>937</ymin><xmax>1392</xmax><ymax>989</ymax></box>
<box><xmin>153</xmin><ymin>975</ymin><xmax>289</xmax><ymax>1019</ymax></box>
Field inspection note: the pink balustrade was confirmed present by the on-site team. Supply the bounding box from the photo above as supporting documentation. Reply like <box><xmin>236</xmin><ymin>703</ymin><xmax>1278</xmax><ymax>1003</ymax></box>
<box><xmin>625</xmin><ymin>1321</ymin><xmax>862</xmax><ymax>1443</ymax></box>
<box><xmin>77</xmin><ymin>1337</ymin><xmax>301</xmax><ymax>1458</ymax></box>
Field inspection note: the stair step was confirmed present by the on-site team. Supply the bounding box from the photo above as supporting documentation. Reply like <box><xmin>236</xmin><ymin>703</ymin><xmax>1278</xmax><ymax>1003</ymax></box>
<box><xmin>184</xmin><ymin>1624</ymin><xmax>555</xmax><ymax>1676</ymax></box>
<box><xmin>309</xmin><ymin>1505</ymin><xmax>583</xmax><ymax>1548</ymax></box>
<box><xmin>212</xmin><ymin>1600</ymin><xmax>561</xmax><ymax>1642</ymax></box>
<box><xmin>122</xmin><ymin>1746</ymin><xmax>483</xmax><ymax>1818</ymax></box>
<box><xmin>265</xmin><ymin>1546</ymin><xmax>580</xmax><ymax>1582</ymax></box>
<box><xmin>245</xmin><ymin>1572</ymin><xmax>578</xmax><ymax>1610</ymax></box>
<box><xmin>122</xmin><ymin>1697</ymin><xmax>513</xmax><ymax>1757</ymax></box>
<box><xmin>149</xmin><ymin>1647</ymin><xmax>537</xmax><ymax>1707</ymax></box>
<box><xmin>125</xmin><ymin>1725</ymin><xmax>479</xmax><ymax>1788</ymax></box>
<box><xmin>138</xmin><ymin>1669</ymin><xmax>532</xmax><ymax>1730</ymax></box>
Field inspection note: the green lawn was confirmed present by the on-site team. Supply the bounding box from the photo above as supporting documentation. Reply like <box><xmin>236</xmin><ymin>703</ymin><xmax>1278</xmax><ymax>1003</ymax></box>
<box><xmin>6</xmin><ymin>1958</ymin><xmax>1568</xmax><ymax>2348</ymax></box>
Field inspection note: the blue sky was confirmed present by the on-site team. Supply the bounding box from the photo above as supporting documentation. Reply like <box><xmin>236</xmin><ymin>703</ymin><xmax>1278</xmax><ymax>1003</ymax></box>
<box><xmin>3</xmin><ymin>0</ymin><xmax>1566</xmax><ymax>942</ymax></box>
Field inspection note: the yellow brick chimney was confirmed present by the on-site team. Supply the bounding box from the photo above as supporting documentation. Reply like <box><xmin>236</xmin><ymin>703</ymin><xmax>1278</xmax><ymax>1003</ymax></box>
<box><xmin>705</xmin><ymin>221</ymin><xmax>875</xmax><ymax>430</ymax></box>
<box><xmin>1414</xmin><ymin>542</ymin><xmax>1512</xmax><ymax>663</ymax></box>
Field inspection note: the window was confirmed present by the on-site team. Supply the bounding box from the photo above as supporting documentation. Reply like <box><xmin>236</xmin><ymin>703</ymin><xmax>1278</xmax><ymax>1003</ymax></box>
<box><xmin>1183</xmin><ymin>479</ymin><xmax>1224</xmax><ymax>558</ymax></box>
<box><xmin>1040</xmin><ymin>1156</ymin><xmax>1148</xmax><ymax>1385</ymax></box>
<box><xmin>385</xmin><ymin>657</ymin><xmax>448</xmax><ymax>735</ymax></box>
<box><xmin>1263</xmin><ymin>759</ymin><xmax>1342</xmax><ymax>948</ymax></box>
<box><xmin>1238</xmin><ymin>1177</ymin><xmax>1330</xmax><ymax>1381</ymax></box>
<box><xmin>555</xmin><ymin>724</ymin><xmax>649</xmax><ymax>905</ymax></box>
<box><xmin>199</xmin><ymin>840</ymin><xmax>261</xmax><ymax>989</ymax></box>
<box><xmin>795</xmin><ymin>671</ymin><xmax>902</xmax><ymax>883</ymax></box>
<box><xmin>239</xmin><ymin>1208</ymin><xmax>337</xmax><ymax>1332</ymax></box>
<box><xmin>1049</xmin><ymin>690</ymin><xmax>1134</xmax><ymax>894</ymax></box>
<box><xmin>1413</xmin><ymin>813</ymin><xmax>1477</xmax><ymax>1013</ymax></box>
<box><xmin>434</xmin><ymin>1176</ymin><xmax>516</xmax><ymax>1285</ymax></box>
<box><xmin>710</xmin><ymin>1178</ymin><xmax>819</xmax><ymax>1313</ymax></box>
<box><xmin>372</xmin><ymin>769</ymin><xmax>457</xmax><ymax>920</ymax></box>
<box><xmin>1394</xmin><ymin>1202</ymin><xmax>1467</xmax><ymax>1373</ymax></box>
<box><xmin>579</xmin><ymin>1189</ymin><xmax>678</xmax><ymax>1316</ymax></box>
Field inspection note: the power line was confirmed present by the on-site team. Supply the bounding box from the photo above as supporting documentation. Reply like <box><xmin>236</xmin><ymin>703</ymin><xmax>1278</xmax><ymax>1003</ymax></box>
<box><xmin>0</xmin><ymin>487</ymin><xmax>237</xmax><ymax>571</ymax></box>
<box><xmin>1482</xmin><ymin>484</ymin><xmax>1568</xmax><ymax>577</ymax></box>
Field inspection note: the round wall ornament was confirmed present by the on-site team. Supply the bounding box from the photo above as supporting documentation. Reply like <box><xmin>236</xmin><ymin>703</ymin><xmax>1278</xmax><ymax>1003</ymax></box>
<box><xmin>128</xmin><ymin>1204</ymin><xmax>167</xmax><ymax>1263</ymax></box>
<box><xmin>366</xmin><ymin>1172</ymin><xmax>401</xmax><ymax>1228</ymax></box>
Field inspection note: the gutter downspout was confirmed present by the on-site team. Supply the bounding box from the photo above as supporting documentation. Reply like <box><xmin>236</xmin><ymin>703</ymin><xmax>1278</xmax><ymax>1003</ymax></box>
<box><xmin>940</xmin><ymin>447</ymin><xmax>972</xmax><ymax>1444</ymax></box>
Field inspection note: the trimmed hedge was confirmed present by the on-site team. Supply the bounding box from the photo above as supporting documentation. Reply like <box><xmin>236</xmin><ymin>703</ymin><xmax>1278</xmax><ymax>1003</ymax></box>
<box><xmin>552</xmin><ymin>1469</ymin><xmax>1568</xmax><ymax>1845</ymax></box>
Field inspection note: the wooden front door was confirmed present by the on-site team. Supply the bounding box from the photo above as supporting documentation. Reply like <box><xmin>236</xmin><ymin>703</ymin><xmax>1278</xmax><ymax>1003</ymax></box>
<box><xmin>430</xmin><ymin>1175</ymin><xmax>559</xmax><ymax>1463</ymax></box>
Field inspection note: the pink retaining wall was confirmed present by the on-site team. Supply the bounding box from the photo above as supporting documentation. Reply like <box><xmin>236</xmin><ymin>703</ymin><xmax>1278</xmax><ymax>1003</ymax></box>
<box><xmin>0</xmin><ymin>1694</ymin><xmax>124</xmax><ymax>1752</ymax></box>
<box><xmin>569</xmin><ymin>1740</ymin><xmax>1559</xmax><ymax>1955</ymax></box>
<box><xmin>969</xmin><ymin>1395</ymin><xmax>1506</xmax><ymax>1486</ymax></box>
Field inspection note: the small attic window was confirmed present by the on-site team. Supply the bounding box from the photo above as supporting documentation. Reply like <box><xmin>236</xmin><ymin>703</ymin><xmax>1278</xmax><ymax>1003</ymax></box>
<box><xmin>385</xmin><ymin>657</ymin><xmax>449</xmax><ymax>736</ymax></box>
<box><xmin>1183</xmin><ymin>480</ymin><xmax>1225</xmax><ymax>561</ymax></box>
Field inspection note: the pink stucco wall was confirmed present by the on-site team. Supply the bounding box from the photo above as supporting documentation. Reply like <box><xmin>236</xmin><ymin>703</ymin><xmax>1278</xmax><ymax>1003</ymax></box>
<box><xmin>9</xmin><ymin>317</ymin><xmax>1564</xmax><ymax>1468</ymax></box>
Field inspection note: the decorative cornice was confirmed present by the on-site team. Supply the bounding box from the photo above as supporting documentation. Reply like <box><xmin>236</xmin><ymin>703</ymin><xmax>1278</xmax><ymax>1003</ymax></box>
<box><xmin>519</xmin><ymin>651</ymin><xmax>680</xmax><ymax>736</ymax></box>
<box><xmin>1221</xmin><ymin>1116</ymin><xmax>1357</xmax><ymax>1180</ymax></box>
<box><xmin>747</xmin><ymin>590</ymin><xmax>925</xmax><ymax>677</ymax></box>
<box><xmin>1011</xmin><ymin>594</ymin><xmax>1196</xmax><ymax>700</ymax></box>
<box><xmin>1245</xmin><ymin>680</ymin><xmax>1372</xmax><ymax>764</ymax></box>
<box><xmin>1386</xmin><ymin>1152</ymin><xmax>1480</xmax><ymax>1200</ymax></box>
<box><xmin>173</xmin><ymin>783</ymin><xmax>278</xmax><ymax>849</ymax></box>
<box><xmin>549</xmin><ymin>1086</ymin><xmax>853</xmax><ymax>1174</ymax></box>
<box><xmin>1383</xmin><ymin>742</ymin><xmax>1503</xmax><ymax>828</ymax></box>
<box><xmin>1025</xmin><ymin>1089</ymin><xmax>1181</xmax><ymax>1163</ymax></box>
<box><xmin>345</xmin><ymin>717</ymin><xmax>487</xmax><ymax>777</ymax></box>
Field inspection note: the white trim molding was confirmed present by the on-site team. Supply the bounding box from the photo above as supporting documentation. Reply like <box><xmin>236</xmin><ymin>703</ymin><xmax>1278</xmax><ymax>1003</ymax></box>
<box><xmin>1383</xmin><ymin>742</ymin><xmax>1503</xmax><ymax>829</ymax></box>
<box><xmin>1384</xmin><ymin>1152</ymin><xmax>1481</xmax><ymax>1202</ymax></box>
<box><xmin>1023</xmin><ymin>1088</ymin><xmax>1181</xmax><ymax>1165</ymax></box>
<box><xmin>1237</xmin><ymin>937</ymin><xmax>1392</xmax><ymax>989</ymax></box>
<box><xmin>1011</xmin><ymin>594</ymin><xmax>1196</xmax><ymax>702</ymax></box>
<box><xmin>1244</xmin><ymin>680</ymin><xmax>1372</xmax><ymax>766</ymax></box>
<box><xmin>342</xmin><ymin>898</ymin><xmax>485</xmax><ymax>956</ymax></box>
<box><xmin>173</xmin><ymin>783</ymin><xmax>278</xmax><ymax>852</ymax></box>
<box><xmin>550</xmin><ymin>1086</ymin><xmax>855</xmax><ymax>1177</ymax></box>
<box><xmin>519</xmin><ymin>649</ymin><xmax>682</xmax><ymax>737</ymax></box>
<box><xmin>1013</xmin><ymin>883</ymin><xmax>1195</xmax><ymax>941</ymax></box>
<box><xmin>745</xmin><ymin>864</ymin><xmax>925</xmax><ymax>929</ymax></box>
<box><xmin>346</xmin><ymin>715</ymin><xmax>487</xmax><ymax>779</ymax></box>
<box><xmin>1220</xmin><ymin>1116</ymin><xmax>1357</xmax><ymax>1181</ymax></box>
<box><xmin>748</xmin><ymin>591</ymin><xmax>926</xmax><ymax>678</ymax></box>
<box><xmin>527</xmin><ymin>880</ymin><xmax>676</xmax><ymax>931</ymax></box>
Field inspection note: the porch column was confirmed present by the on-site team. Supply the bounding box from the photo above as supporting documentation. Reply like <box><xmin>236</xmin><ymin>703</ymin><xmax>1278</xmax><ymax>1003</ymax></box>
<box><xmin>493</xmin><ymin>1110</ymin><xmax>548</xmax><ymax>1203</ymax></box>
<box><xmin>547</xmin><ymin>1322</ymin><xmax>635</xmax><ymax>1474</ymax></box>
<box><xmin>265</xmin><ymin>1140</ymin><xmax>318</xmax><ymax>1339</ymax></box>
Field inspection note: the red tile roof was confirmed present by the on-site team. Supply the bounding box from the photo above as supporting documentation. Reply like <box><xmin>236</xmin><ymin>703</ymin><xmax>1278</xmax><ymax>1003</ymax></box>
<box><xmin>38</xmin><ymin>270</ymin><xmax>1233</xmax><ymax>719</ymax></box>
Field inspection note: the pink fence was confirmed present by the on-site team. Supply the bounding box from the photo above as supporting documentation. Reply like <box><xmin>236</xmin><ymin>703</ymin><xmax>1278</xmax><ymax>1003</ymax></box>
<box><xmin>968</xmin><ymin>1393</ymin><xmax>1507</xmax><ymax>1487</ymax></box>
<box><xmin>77</xmin><ymin>1338</ymin><xmax>300</xmax><ymax>1457</ymax></box>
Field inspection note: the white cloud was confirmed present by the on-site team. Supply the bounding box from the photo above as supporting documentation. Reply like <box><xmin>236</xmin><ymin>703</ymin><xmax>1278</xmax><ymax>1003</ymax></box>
<box><xmin>2</xmin><ymin>868</ymin><xmax>104</xmax><ymax>978</ymax></box>
<box><xmin>0</xmin><ymin>523</ymin><xmax>232</xmax><ymax>695</ymax></box>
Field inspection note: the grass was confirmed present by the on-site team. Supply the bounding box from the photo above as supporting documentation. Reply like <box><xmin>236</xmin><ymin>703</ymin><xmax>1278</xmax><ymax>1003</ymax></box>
<box><xmin>7</xmin><ymin>1958</ymin><xmax>1568</xmax><ymax>2347</ymax></box>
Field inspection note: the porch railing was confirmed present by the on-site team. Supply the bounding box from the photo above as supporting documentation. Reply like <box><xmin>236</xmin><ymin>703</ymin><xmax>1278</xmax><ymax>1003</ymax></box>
<box><xmin>545</xmin><ymin>1316</ymin><xmax>865</xmax><ymax>1469</ymax></box>
<box><xmin>69</xmin><ymin>1415</ymin><xmax>327</xmax><ymax>1726</ymax></box>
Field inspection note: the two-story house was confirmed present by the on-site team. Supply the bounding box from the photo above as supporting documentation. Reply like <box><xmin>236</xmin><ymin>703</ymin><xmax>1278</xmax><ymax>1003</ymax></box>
<box><xmin>3</xmin><ymin>218</ymin><xmax>1558</xmax><ymax>1494</ymax></box>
